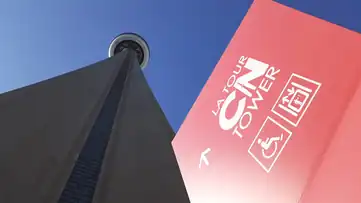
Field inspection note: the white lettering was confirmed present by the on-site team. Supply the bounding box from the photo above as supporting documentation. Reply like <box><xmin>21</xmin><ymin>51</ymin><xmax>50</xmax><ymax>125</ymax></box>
<box><xmin>212</xmin><ymin>99</ymin><xmax>225</xmax><ymax>116</ymax></box>
<box><xmin>259</xmin><ymin>78</ymin><xmax>272</xmax><ymax>92</ymax></box>
<box><xmin>239</xmin><ymin>111</ymin><xmax>252</xmax><ymax>130</ymax></box>
<box><xmin>234</xmin><ymin>64</ymin><xmax>242</xmax><ymax>75</ymax></box>
<box><xmin>233</xmin><ymin>58</ymin><xmax>268</xmax><ymax>97</ymax></box>
<box><xmin>239</xmin><ymin>56</ymin><xmax>248</xmax><ymax>65</ymax></box>
<box><xmin>219</xmin><ymin>91</ymin><xmax>246</xmax><ymax>130</ymax></box>
<box><xmin>247</xmin><ymin>90</ymin><xmax>264</xmax><ymax>110</ymax></box>
<box><xmin>214</xmin><ymin>56</ymin><xmax>280</xmax><ymax>141</ymax></box>
<box><xmin>222</xmin><ymin>86</ymin><xmax>229</xmax><ymax>93</ymax></box>
<box><xmin>265</xmin><ymin>66</ymin><xmax>280</xmax><ymax>80</ymax></box>
<box><xmin>227</xmin><ymin>75</ymin><xmax>236</xmax><ymax>88</ymax></box>
<box><xmin>232</xmin><ymin>126</ymin><xmax>243</xmax><ymax>138</ymax></box>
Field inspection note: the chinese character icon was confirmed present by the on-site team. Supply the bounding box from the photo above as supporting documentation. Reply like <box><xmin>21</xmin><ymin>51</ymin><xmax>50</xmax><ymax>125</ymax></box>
<box><xmin>272</xmin><ymin>74</ymin><xmax>321</xmax><ymax>127</ymax></box>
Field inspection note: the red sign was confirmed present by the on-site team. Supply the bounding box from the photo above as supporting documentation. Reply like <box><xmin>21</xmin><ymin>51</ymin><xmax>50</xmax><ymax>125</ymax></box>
<box><xmin>172</xmin><ymin>1</ymin><xmax>361</xmax><ymax>202</ymax></box>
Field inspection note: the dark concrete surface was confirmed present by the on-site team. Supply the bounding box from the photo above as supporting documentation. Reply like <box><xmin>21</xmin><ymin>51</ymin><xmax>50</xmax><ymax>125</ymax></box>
<box><xmin>92</xmin><ymin>51</ymin><xmax>190</xmax><ymax>203</ymax></box>
<box><xmin>0</xmin><ymin>53</ymin><xmax>125</xmax><ymax>202</ymax></box>
<box><xmin>0</xmin><ymin>50</ymin><xmax>189</xmax><ymax>203</ymax></box>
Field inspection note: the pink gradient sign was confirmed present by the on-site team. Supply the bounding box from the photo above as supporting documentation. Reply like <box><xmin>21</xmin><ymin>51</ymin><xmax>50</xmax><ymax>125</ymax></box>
<box><xmin>172</xmin><ymin>1</ymin><xmax>361</xmax><ymax>202</ymax></box>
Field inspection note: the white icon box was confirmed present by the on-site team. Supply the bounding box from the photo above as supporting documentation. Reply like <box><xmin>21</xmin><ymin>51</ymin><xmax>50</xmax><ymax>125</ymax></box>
<box><xmin>248</xmin><ymin>117</ymin><xmax>292</xmax><ymax>173</ymax></box>
<box><xmin>271</xmin><ymin>74</ymin><xmax>321</xmax><ymax>127</ymax></box>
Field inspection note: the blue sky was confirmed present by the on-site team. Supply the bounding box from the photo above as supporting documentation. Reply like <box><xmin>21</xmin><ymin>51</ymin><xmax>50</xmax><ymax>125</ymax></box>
<box><xmin>0</xmin><ymin>0</ymin><xmax>359</xmax><ymax>131</ymax></box>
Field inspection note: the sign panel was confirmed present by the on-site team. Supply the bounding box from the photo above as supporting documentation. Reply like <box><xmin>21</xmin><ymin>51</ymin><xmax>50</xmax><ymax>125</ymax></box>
<box><xmin>172</xmin><ymin>1</ymin><xmax>361</xmax><ymax>202</ymax></box>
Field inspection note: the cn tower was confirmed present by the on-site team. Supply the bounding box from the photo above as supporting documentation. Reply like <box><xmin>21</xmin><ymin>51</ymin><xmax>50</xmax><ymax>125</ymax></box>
<box><xmin>108</xmin><ymin>33</ymin><xmax>150</xmax><ymax>69</ymax></box>
<box><xmin>0</xmin><ymin>33</ymin><xmax>190</xmax><ymax>203</ymax></box>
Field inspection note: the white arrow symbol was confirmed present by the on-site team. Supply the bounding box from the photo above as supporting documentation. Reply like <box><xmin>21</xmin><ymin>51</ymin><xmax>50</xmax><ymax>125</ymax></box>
<box><xmin>282</xmin><ymin>87</ymin><xmax>295</xmax><ymax>104</ymax></box>
<box><xmin>287</xmin><ymin>87</ymin><xmax>295</xmax><ymax>95</ymax></box>
<box><xmin>199</xmin><ymin>148</ymin><xmax>211</xmax><ymax>169</ymax></box>
<box><xmin>282</xmin><ymin>95</ymin><xmax>289</xmax><ymax>104</ymax></box>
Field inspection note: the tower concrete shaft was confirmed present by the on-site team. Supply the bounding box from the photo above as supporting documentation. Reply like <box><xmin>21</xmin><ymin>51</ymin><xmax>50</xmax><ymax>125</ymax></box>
<box><xmin>0</xmin><ymin>47</ymin><xmax>189</xmax><ymax>203</ymax></box>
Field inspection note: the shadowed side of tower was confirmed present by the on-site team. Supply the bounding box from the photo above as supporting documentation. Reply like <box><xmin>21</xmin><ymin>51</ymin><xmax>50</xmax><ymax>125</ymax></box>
<box><xmin>92</xmin><ymin>50</ymin><xmax>189</xmax><ymax>203</ymax></box>
<box><xmin>0</xmin><ymin>52</ymin><xmax>126</xmax><ymax>202</ymax></box>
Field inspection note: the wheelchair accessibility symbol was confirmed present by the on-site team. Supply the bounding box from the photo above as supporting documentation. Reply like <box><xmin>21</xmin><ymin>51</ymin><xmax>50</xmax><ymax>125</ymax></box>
<box><xmin>257</xmin><ymin>133</ymin><xmax>284</xmax><ymax>159</ymax></box>
<box><xmin>248</xmin><ymin>117</ymin><xmax>292</xmax><ymax>173</ymax></box>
